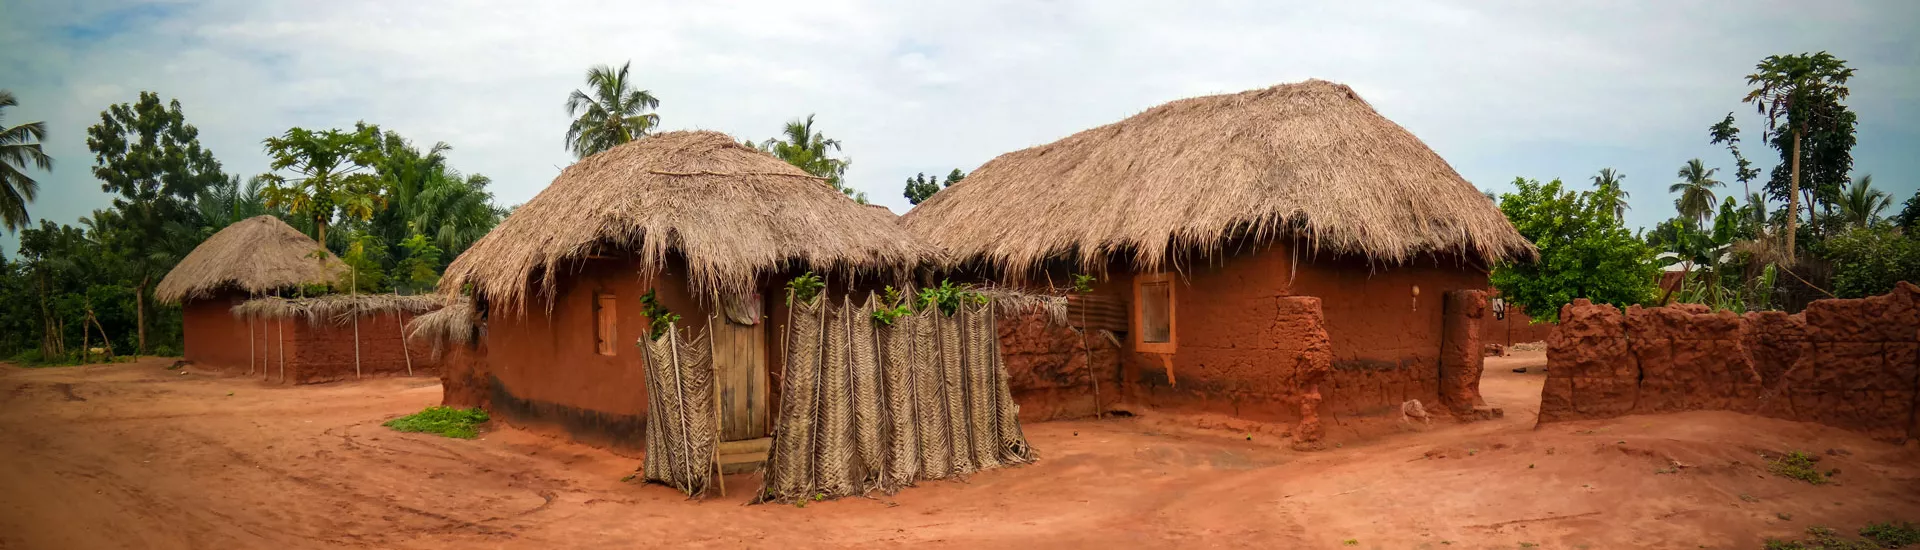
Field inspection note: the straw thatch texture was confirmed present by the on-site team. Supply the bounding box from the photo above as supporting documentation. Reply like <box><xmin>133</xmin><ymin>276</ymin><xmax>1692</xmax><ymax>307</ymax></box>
<box><xmin>231</xmin><ymin>294</ymin><xmax>442</xmax><ymax>325</ymax></box>
<box><xmin>901</xmin><ymin>80</ymin><xmax>1536</xmax><ymax>277</ymax></box>
<box><xmin>438</xmin><ymin>130</ymin><xmax>931</xmax><ymax>313</ymax></box>
<box><xmin>639</xmin><ymin>326</ymin><xmax>719</xmax><ymax>498</ymax></box>
<box><xmin>156</xmin><ymin>216</ymin><xmax>344</xmax><ymax>304</ymax></box>
<box><xmin>757</xmin><ymin>293</ymin><xmax>1035</xmax><ymax>504</ymax></box>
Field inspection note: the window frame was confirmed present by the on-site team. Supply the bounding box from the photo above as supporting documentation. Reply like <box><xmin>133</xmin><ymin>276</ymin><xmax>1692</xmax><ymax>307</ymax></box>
<box><xmin>1132</xmin><ymin>271</ymin><xmax>1177</xmax><ymax>354</ymax></box>
<box><xmin>593</xmin><ymin>292</ymin><xmax>617</xmax><ymax>356</ymax></box>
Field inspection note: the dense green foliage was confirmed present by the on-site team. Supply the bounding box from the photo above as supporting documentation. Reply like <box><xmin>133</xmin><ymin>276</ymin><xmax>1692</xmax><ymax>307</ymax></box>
<box><xmin>0</xmin><ymin>91</ymin><xmax>506</xmax><ymax>362</ymax></box>
<box><xmin>637</xmin><ymin>289</ymin><xmax>680</xmax><ymax>340</ymax></box>
<box><xmin>382</xmin><ymin>406</ymin><xmax>490</xmax><ymax>439</ymax></box>
<box><xmin>903</xmin><ymin>169</ymin><xmax>966</xmax><ymax>205</ymax></box>
<box><xmin>1491</xmin><ymin>177</ymin><xmax>1658</xmax><ymax>323</ymax></box>
<box><xmin>1819</xmin><ymin>226</ymin><xmax>1920</xmax><ymax>299</ymax></box>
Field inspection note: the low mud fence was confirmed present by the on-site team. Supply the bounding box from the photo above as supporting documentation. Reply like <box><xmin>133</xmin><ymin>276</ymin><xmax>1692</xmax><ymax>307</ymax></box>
<box><xmin>1539</xmin><ymin>282</ymin><xmax>1920</xmax><ymax>443</ymax></box>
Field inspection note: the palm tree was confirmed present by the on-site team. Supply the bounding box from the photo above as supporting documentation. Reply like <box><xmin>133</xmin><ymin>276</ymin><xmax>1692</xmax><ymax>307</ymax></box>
<box><xmin>1670</xmin><ymin>159</ymin><xmax>1724</xmax><ymax>225</ymax></box>
<box><xmin>762</xmin><ymin>114</ymin><xmax>863</xmax><ymax>202</ymax></box>
<box><xmin>1837</xmin><ymin>174</ymin><xmax>1890</xmax><ymax>229</ymax></box>
<box><xmin>564</xmin><ymin>61</ymin><xmax>660</xmax><ymax>159</ymax></box>
<box><xmin>409</xmin><ymin>172</ymin><xmax>503</xmax><ymax>259</ymax></box>
<box><xmin>0</xmin><ymin>90</ymin><xmax>52</xmax><ymax>234</ymax></box>
<box><xmin>1591</xmin><ymin>168</ymin><xmax>1629</xmax><ymax>219</ymax></box>
<box><xmin>1744</xmin><ymin>52</ymin><xmax>1854</xmax><ymax>257</ymax></box>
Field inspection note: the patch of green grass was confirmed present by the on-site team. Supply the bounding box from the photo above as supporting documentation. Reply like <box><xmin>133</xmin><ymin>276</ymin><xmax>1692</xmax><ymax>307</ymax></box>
<box><xmin>1342</xmin><ymin>539</ymin><xmax>1358</xmax><ymax>546</ymax></box>
<box><xmin>1768</xmin><ymin>451</ymin><xmax>1830</xmax><ymax>485</ymax></box>
<box><xmin>383</xmin><ymin>406</ymin><xmax>489</xmax><ymax>439</ymax></box>
<box><xmin>1741</xmin><ymin>494</ymin><xmax>1761</xmax><ymax>503</ymax></box>
<box><xmin>1763</xmin><ymin>525</ymin><xmax>1889</xmax><ymax>550</ymax></box>
<box><xmin>1861</xmin><ymin>521</ymin><xmax>1920</xmax><ymax>548</ymax></box>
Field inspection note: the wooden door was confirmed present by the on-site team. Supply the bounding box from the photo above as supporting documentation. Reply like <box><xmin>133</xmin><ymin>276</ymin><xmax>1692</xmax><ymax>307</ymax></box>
<box><xmin>713</xmin><ymin>314</ymin><xmax>768</xmax><ymax>441</ymax></box>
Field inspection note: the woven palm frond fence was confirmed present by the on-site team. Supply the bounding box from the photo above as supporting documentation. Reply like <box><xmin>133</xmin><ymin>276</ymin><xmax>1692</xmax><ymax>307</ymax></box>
<box><xmin>639</xmin><ymin>326</ymin><xmax>720</xmax><ymax>498</ymax></box>
<box><xmin>757</xmin><ymin>295</ymin><xmax>1036</xmax><ymax>504</ymax></box>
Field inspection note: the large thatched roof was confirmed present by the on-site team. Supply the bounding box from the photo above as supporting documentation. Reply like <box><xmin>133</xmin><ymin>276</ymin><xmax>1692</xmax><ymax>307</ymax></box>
<box><xmin>902</xmin><ymin>79</ymin><xmax>1536</xmax><ymax>277</ymax></box>
<box><xmin>156</xmin><ymin>215</ymin><xmax>343</xmax><ymax>304</ymax></box>
<box><xmin>439</xmin><ymin>130</ymin><xmax>930</xmax><ymax>312</ymax></box>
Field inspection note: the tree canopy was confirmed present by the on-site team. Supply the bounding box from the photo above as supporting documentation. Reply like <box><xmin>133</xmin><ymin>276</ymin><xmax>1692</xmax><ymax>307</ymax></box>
<box><xmin>1490</xmin><ymin>177</ymin><xmax>1658</xmax><ymax>323</ymax></box>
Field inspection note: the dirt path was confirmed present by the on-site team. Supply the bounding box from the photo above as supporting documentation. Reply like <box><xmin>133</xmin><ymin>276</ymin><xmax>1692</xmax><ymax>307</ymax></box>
<box><xmin>2</xmin><ymin>352</ymin><xmax>1917</xmax><ymax>549</ymax></box>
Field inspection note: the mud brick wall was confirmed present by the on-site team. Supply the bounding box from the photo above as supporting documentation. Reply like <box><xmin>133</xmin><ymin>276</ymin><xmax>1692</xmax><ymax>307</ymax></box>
<box><xmin>284</xmin><ymin>312</ymin><xmax>439</xmax><ymax>384</ymax></box>
<box><xmin>439</xmin><ymin>339</ymin><xmax>491</xmax><ymax>409</ymax></box>
<box><xmin>996</xmin><ymin>309</ymin><xmax>1121</xmax><ymax>422</ymax></box>
<box><xmin>1127</xmin><ymin>295</ymin><xmax>1334</xmax><ymax>428</ymax></box>
<box><xmin>1539</xmin><ymin>282</ymin><xmax>1920</xmax><ymax>443</ymax></box>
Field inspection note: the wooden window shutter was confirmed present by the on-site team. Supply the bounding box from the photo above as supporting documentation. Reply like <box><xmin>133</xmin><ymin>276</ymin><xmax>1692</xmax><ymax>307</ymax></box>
<box><xmin>594</xmin><ymin>293</ymin><xmax>617</xmax><ymax>356</ymax></box>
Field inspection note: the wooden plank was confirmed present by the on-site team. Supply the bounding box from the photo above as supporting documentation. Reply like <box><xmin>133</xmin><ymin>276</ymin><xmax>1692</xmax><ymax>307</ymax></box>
<box><xmin>717</xmin><ymin>437</ymin><xmax>772</xmax><ymax>455</ymax></box>
<box><xmin>715</xmin><ymin>319</ymin><xmax>770</xmax><ymax>441</ymax></box>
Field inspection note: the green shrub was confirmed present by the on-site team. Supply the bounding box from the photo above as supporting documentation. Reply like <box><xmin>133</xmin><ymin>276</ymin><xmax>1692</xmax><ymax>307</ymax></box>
<box><xmin>1861</xmin><ymin>521</ymin><xmax>1920</xmax><ymax>548</ymax></box>
<box><xmin>383</xmin><ymin>406</ymin><xmax>490</xmax><ymax>439</ymax></box>
<box><xmin>1769</xmin><ymin>450</ymin><xmax>1829</xmax><ymax>485</ymax></box>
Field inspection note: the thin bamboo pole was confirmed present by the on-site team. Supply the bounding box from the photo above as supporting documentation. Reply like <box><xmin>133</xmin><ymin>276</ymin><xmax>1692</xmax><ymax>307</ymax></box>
<box><xmin>352</xmin><ymin>269</ymin><xmax>361</xmax><ymax>379</ymax></box>
<box><xmin>248</xmin><ymin>316</ymin><xmax>256</xmax><ymax>375</ymax></box>
<box><xmin>398</xmin><ymin>313</ymin><xmax>413</xmax><ymax>376</ymax></box>
<box><xmin>278</xmin><ymin>319</ymin><xmax>286</xmax><ymax>383</ymax></box>
<box><xmin>707</xmin><ymin>307</ymin><xmax>726</xmax><ymax>498</ymax></box>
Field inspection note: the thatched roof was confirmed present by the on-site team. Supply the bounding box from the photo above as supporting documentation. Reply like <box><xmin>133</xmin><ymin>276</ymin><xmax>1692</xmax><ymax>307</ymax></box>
<box><xmin>902</xmin><ymin>79</ymin><xmax>1536</xmax><ymax>277</ymax></box>
<box><xmin>438</xmin><ymin>130</ymin><xmax>930</xmax><ymax>312</ymax></box>
<box><xmin>155</xmin><ymin>215</ymin><xmax>344</xmax><ymax>304</ymax></box>
<box><xmin>231</xmin><ymin>294</ymin><xmax>442</xmax><ymax>324</ymax></box>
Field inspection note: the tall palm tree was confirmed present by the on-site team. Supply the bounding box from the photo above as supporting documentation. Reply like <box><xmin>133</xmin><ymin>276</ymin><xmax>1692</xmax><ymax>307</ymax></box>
<box><xmin>1837</xmin><ymin>174</ymin><xmax>1890</xmax><ymax>229</ymax></box>
<box><xmin>1591</xmin><ymin>168</ymin><xmax>1630</xmax><ymax>219</ymax></box>
<box><xmin>1744</xmin><ymin>52</ymin><xmax>1854</xmax><ymax>257</ymax></box>
<box><xmin>564</xmin><ymin>61</ymin><xmax>660</xmax><ymax>159</ymax></box>
<box><xmin>762</xmin><ymin>114</ymin><xmax>863</xmax><ymax>202</ymax></box>
<box><xmin>0</xmin><ymin>90</ymin><xmax>52</xmax><ymax>234</ymax></box>
<box><xmin>1670</xmin><ymin>159</ymin><xmax>1724</xmax><ymax>225</ymax></box>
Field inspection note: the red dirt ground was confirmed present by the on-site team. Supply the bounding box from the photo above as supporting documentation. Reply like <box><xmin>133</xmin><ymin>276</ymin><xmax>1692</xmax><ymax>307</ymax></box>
<box><xmin>2</xmin><ymin>351</ymin><xmax>1918</xmax><ymax>549</ymax></box>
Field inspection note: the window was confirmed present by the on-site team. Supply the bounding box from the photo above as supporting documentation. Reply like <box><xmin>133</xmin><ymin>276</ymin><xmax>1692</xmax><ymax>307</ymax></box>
<box><xmin>1134</xmin><ymin>272</ymin><xmax>1175</xmax><ymax>353</ymax></box>
<box><xmin>594</xmin><ymin>293</ymin><xmax>617</xmax><ymax>356</ymax></box>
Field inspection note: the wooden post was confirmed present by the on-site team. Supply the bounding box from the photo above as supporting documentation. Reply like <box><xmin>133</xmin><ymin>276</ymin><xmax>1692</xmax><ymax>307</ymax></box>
<box><xmin>708</xmin><ymin>306</ymin><xmax>726</xmax><ymax>498</ymax></box>
<box><xmin>248</xmin><ymin>315</ymin><xmax>256</xmax><ymax>375</ymax></box>
<box><xmin>278</xmin><ymin>318</ymin><xmax>286</xmax><ymax>383</ymax></box>
<box><xmin>352</xmin><ymin>269</ymin><xmax>361</xmax><ymax>379</ymax></box>
<box><xmin>398</xmin><ymin>313</ymin><xmax>414</xmax><ymax>376</ymax></box>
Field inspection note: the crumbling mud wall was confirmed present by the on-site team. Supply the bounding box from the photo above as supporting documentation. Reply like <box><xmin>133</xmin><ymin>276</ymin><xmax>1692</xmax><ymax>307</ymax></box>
<box><xmin>995</xmin><ymin>309</ymin><xmax>1121</xmax><ymax>422</ymax></box>
<box><xmin>1439</xmin><ymin>290</ymin><xmax>1487</xmax><ymax>415</ymax></box>
<box><xmin>1539</xmin><ymin>282</ymin><xmax>1920</xmax><ymax>443</ymax></box>
<box><xmin>439</xmin><ymin>339</ymin><xmax>491</xmax><ymax>409</ymax></box>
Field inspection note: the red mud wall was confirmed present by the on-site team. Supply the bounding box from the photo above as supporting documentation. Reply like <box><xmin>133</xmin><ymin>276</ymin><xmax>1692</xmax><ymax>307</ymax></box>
<box><xmin>182</xmin><ymin>293</ymin><xmax>253</xmax><ymax>370</ymax></box>
<box><xmin>1439</xmin><ymin>290</ymin><xmax>1487</xmax><ymax>415</ymax></box>
<box><xmin>439</xmin><ymin>339</ymin><xmax>491</xmax><ymax>409</ymax></box>
<box><xmin>1539</xmin><ymin>282</ymin><xmax>1920</xmax><ymax>443</ymax></box>
<box><xmin>482</xmin><ymin>258</ymin><xmax>717</xmax><ymax>449</ymax></box>
<box><xmin>995</xmin><ymin>244</ymin><xmax>1494</xmax><ymax>427</ymax></box>
<box><xmin>282</xmin><ymin>312</ymin><xmax>437</xmax><ymax>384</ymax></box>
<box><xmin>996</xmin><ymin>309</ymin><xmax>1121</xmax><ymax>422</ymax></box>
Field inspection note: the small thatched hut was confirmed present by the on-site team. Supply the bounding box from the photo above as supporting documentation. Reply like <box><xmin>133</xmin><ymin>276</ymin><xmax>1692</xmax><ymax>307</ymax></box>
<box><xmin>904</xmin><ymin>80</ymin><xmax>1536</xmax><ymax>430</ymax></box>
<box><xmin>436</xmin><ymin>130</ymin><xmax>928</xmax><ymax>449</ymax></box>
<box><xmin>157</xmin><ymin>215</ymin><xmax>343</xmax><ymax>371</ymax></box>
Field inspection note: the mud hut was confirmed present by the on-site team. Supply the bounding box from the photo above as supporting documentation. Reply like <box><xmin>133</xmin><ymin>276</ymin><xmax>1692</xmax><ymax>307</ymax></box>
<box><xmin>903</xmin><ymin>80</ymin><xmax>1536</xmax><ymax>432</ymax></box>
<box><xmin>156</xmin><ymin>215</ymin><xmax>343</xmax><ymax>371</ymax></box>
<box><xmin>435</xmin><ymin>130</ymin><xmax>928</xmax><ymax>450</ymax></box>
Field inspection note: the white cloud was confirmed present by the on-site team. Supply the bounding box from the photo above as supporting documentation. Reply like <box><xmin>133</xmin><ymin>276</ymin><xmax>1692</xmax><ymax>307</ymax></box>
<box><xmin>4</xmin><ymin>0</ymin><xmax>1917</xmax><ymax>255</ymax></box>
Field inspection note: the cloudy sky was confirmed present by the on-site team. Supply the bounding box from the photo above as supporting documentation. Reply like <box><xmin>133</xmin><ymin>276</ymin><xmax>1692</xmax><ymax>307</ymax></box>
<box><xmin>5</xmin><ymin>0</ymin><xmax>1917</xmax><ymax>254</ymax></box>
